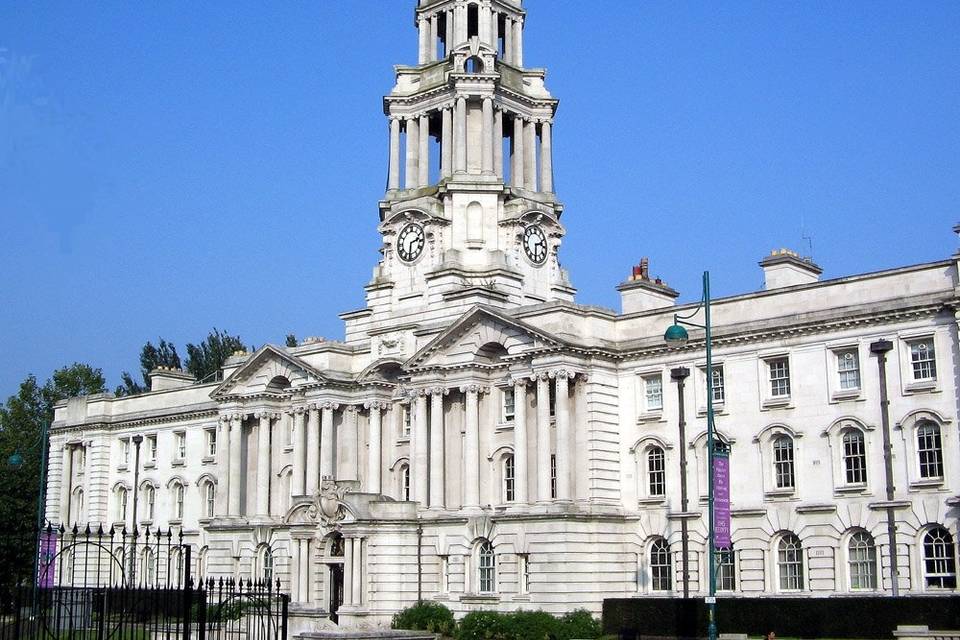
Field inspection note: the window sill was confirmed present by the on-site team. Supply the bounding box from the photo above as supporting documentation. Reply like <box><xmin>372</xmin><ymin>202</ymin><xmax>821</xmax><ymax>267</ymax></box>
<box><xmin>637</xmin><ymin>411</ymin><xmax>666</xmax><ymax>423</ymax></box>
<box><xmin>909</xmin><ymin>478</ymin><xmax>944</xmax><ymax>490</ymax></box>
<box><xmin>697</xmin><ymin>405</ymin><xmax>728</xmax><ymax>417</ymax></box>
<box><xmin>638</xmin><ymin>497</ymin><xmax>668</xmax><ymax>506</ymax></box>
<box><xmin>761</xmin><ymin>397</ymin><xmax>792</xmax><ymax>410</ymax></box>
<box><xmin>905</xmin><ymin>381</ymin><xmax>937</xmax><ymax>394</ymax></box>
<box><xmin>169</xmin><ymin>518</ymin><xmax>182</xmax><ymax>526</ymax></box>
<box><xmin>117</xmin><ymin>464</ymin><xmax>129</xmax><ymax>472</ymax></box>
<box><xmin>198</xmin><ymin>517</ymin><xmax>214</xmax><ymax>525</ymax></box>
<box><xmin>283</xmin><ymin>445</ymin><xmax>294</xmax><ymax>453</ymax></box>
<box><xmin>835</xmin><ymin>484</ymin><xmax>869</xmax><ymax>495</ymax></box>
<box><xmin>495</xmin><ymin>421</ymin><xmax>515</xmax><ymax>433</ymax></box>
<box><xmin>396</xmin><ymin>437</ymin><xmax>411</xmax><ymax>444</ymax></box>
<box><xmin>144</xmin><ymin>461</ymin><xmax>156</xmax><ymax>469</ymax></box>
<box><xmin>764</xmin><ymin>489</ymin><xmax>796</xmax><ymax>500</ymax></box>
<box><xmin>201</xmin><ymin>456</ymin><xmax>216</xmax><ymax>465</ymax></box>
<box><xmin>830</xmin><ymin>390</ymin><xmax>862</xmax><ymax>402</ymax></box>
<box><xmin>172</xmin><ymin>459</ymin><xmax>185</xmax><ymax>468</ymax></box>
<box><xmin>461</xmin><ymin>594</ymin><xmax>499</xmax><ymax>604</ymax></box>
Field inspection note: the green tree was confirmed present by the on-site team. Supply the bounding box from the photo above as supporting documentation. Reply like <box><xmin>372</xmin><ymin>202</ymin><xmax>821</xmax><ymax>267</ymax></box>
<box><xmin>185</xmin><ymin>328</ymin><xmax>247</xmax><ymax>383</ymax></box>
<box><xmin>116</xmin><ymin>339</ymin><xmax>181</xmax><ymax>396</ymax></box>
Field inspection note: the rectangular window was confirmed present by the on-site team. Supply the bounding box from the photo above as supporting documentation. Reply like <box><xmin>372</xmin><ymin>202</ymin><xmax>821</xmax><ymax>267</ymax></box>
<box><xmin>917</xmin><ymin>424</ymin><xmax>944</xmax><ymax>479</ymax></box>
<box><xmin>174</xmin><ymin>432</ymin><xmax>186</xmax><ymax>459</ymax></box>
<box><xmin>518</xmin><ymin>554</ymin><xmax>530</xmax><ymax>594</ymax></box>
<box><xmin>711</xmin><ymin>366</ymin><xmax>725</xmax><ymax>403</ymax></box>
<box><xmin>716</xmin><ymin>547</ymin><xmax>736</xmax><ymax>591</ymax></box>
<box><xmin>147</xmin><ymin>435</ymin><xmax>158</xmax><ymax>462</ymax></box>
<box><xmin>504</xmin><ymin>455</ymin><xmax>515</xmax><ymax>502</ymax></box>
<box><xmin>206</xmin><ymin>429</ymin><xmax>217</xmax><ymax>457</ymax></box>
<box><xmin>121</xmin><ymin>438</ymin><xmax>130</xmax><ymax>466</ymax></box>
<box><xmin>402</xmin><ymin>406</ymin><xmax>412</xmax><ymax>438</ymax></box>
<box><xmin>503</xmin><ymin>388</ymin><xmax>515</xmax><ymax>422</ymax></box>
<box><xmin>769</xmin><ymin>358</ymin><xmax>791</xmax><ymax>398</ymax></box>
<box><xmin>440</xmin><ymin>555</ymin><xmax>449</xmax><ymax>593</ymax></box>
<box><xmin>643</xmin><ymin>375</ymin><xmax>663</xmax><ymax>412</ymax></box>
<box><xmin>550</xmin><ymin>454</ymin><xmax>557</xmax><ymax>499</ymax></box>
<box><xmin>910</xmin><ymin>340</ymin><xmax>937</xmax><ymax>381</ymax></box>
<box><xmin>647</xmin><ymin>448</ymin><xmax>665</xmax><ymax>497</ymax></box>
<box><xmin>837</xmin><ymin>349</ymin><xmax>861</xmax><ymax>390</ymax></box>
<box><xmin>773</xmin><ymin>437</ymin><xmax>795</xmax><ymax>490</ymax></box>
<box><xmin>843</xmin><ymin>431</ymin><xmax>867</xmax><ymax>485</ymax></box>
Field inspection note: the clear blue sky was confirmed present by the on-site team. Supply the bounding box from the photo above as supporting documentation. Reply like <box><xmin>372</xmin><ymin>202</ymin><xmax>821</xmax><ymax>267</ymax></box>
<box><xmin>1</xmin><ymin>1</ymin><xmax>958</xmax><ymax>397</ymax></box>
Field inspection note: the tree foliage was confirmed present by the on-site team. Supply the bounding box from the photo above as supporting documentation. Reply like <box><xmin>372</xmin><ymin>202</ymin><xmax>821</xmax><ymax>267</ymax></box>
<box><xmin>185</xmin><ymin>328</ymin><xmax>248</xmax><ymax>383</ymax></box>
<box><xmin>116</xmin><ymin>339</ymin><xmax>181</xmax><ymax>396</ymax></box>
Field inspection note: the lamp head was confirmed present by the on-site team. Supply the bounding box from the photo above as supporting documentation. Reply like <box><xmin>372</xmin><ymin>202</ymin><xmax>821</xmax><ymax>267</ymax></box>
<box><xmin>7</xmin><ymin>451</ymin><xmax>24</xmax><ymax>469</ymax></box>
<box><xmin>663</xmin><ymin>323</ymin><xmax>690</xmax><ymax>346</ymax></box>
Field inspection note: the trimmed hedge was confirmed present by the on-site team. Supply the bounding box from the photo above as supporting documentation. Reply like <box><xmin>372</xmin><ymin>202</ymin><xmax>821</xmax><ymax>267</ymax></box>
<box><xmin>392</xmin><ymin>604</ymin><xmax>603</xmax><ymax>640</ymax></box>
<box><xmin>603</xmin><ymin>596</ymin><xmax>960</xmax><ymax>639</ymax></box>
<box><xmin>392</xmin><ymin>601</ymin><xmax>457</xmax><ymax>636</ymax></box>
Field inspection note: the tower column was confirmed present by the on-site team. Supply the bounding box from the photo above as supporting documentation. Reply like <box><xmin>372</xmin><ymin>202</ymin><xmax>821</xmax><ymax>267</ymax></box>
<box><xmin>535</xmin><ymin>374</ymin><xmax>551</xmax><ymax>502</ymax></box>
<box><xmin>292</xmin><ymin>409</ymin><xmax>306</xmax><ymax>497</ymax></box>
<box><xmin>429</xmin><ymin>14</ymin><xmax>439</xmax><ymax>62</ymax></box>
<box><xmin>493</xmin><ymin>108</ymin><xmax>504</xmax><ymax>179</ymax></box>
<box><xmin>445</xmin><ymin>10</ymin><xmax>454</xmax><ymax>55</ymax></box>
<box><xmin>512</xmin><ymin>115</ymin><xmax>524</xmax><ymax>188</ymax></box>
<box><xmin>481</xmin><ymin>98</ymin><xmax>494</xmax><ymax>174</ymax></box>
<box><xmin>454</xmin><ymin>97</ymin><xmax>467</xmax><ymax>173</ymax></box>
<box><xmin>320</xmin><ymin>403</ymin><xmax>336</xmax><ymax>480</ymax></box>
<box><xmin>429</xmin><ymin>388</ymin><xmax>446</xmax><ymax>508</ymax></box>
<box><xmin>305</xmin><ymin>406</ymin><xmax>320</xmax><ymax>494</ymax></box>
<box><xmin>480</xmin><ymin>4</ymin><xmax>492</xmax><ymax>45</ymax></box>
<box><xmin>514</xmin><ymin>18</ymin><xmax>524</xmax><ymax>67</ymax></box>
<box><xmin>414</xmin><ymin>392</ymin><xmax>429</xmax><ymax>504</ymax></box>
<box><xmin>554</xmin><ymin>372</ymin><xmax>572</xmax><ymax>500</ymax></box>
<box><xmin>504</xmin><ymin>18</ymin><xmax>514</xmax><ymax>64</ymax></box>
<box><xmin>341</xmin><ymin>405</ymin><xmax>359</xmax><ymax>481</ymax></box>
<box><xmin>455</xmin><ymin>4</ymin><xmax>467</xmax><ymax>46</ymax></box>
<box><xmin>388</xmin><ymin>118</ymin><xmax>401</xmax><ymax>190</ymax></box>
<box><xmin>441</xmin><ymin>106</ymin><xmax>453</xmax><ymax>179</ymax></box>
<box><xmin>256</xmin><ymin>412</ymin><xmax>271</xmax><ymax>516</ymax></box>
<box><xmin>492</xmin><ymin>11</ymin><xmax>500</xmax><ymax>54</ymax></box>
<box><xmin>462</xmin><ymin>385</ymin><xmax>482</xmax><ymax>509</ymax></box>
<box><xmin>229</xmin><ymin>414</ymin><xmax>242</xmax><ymax>515</ymax></box>
<box><xmin>418</xmin><ymin>113</ymin><xmax>430</xmax><ymax>186</ymax></box>
<box><xmin>540</xmin><ymin>120</ymin><xmax>553</xmax><ymax>193</ymax></box>
<box><xmin>524</xmin><ymin>117</ymin><xmax>537</xmax><ymax>191</ymax></box>
<box><xmin>417</xmin><ymin>15</ymin><xmax>428</xmax><ymax>65</ymax></box>
<box><xmin>366</xmin><ymin>402</ymin><xmax>383</xmax><ymax>494</ymax></box>
<box><xmin>513</xmin><ymin>379</ymin><xmax>529</xmax><ymax>504</ymax></box>
<box><xmin>405</xmin><ymin>118</ymin><xmax>419</xmax><ymax>189</ymax></box>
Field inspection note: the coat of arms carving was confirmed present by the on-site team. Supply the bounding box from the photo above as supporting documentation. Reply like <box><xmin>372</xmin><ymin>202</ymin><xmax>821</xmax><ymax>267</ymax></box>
<box><xmin>307</xmin><ymin>478</ymin><xmax>349</xmax><ymax>527</ymax></box>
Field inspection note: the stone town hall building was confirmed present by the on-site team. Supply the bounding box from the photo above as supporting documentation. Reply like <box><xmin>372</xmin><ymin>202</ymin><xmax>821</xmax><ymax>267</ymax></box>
<box><xmin>46</xmin><ymin>0</ymin><xmax>958</xmax><ymax>631</ymax></box>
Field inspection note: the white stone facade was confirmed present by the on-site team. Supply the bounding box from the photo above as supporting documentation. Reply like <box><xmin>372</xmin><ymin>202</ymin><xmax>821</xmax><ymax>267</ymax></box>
<box><xmin>47</xmin><ymin>0</ymin><xmax>959</xmax><ymax>631</ymax></box>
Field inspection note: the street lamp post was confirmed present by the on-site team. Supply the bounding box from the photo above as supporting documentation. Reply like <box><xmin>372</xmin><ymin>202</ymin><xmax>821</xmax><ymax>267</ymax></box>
<box><xmin>129</xmin><ymin>434</ymin><xmax>143</xmax><ymax>585</ymax></box>
<box><xmin>7</xmin><ymin>422</ymin><xmax>51</xmax><ymax>617</ymax></box>
<box><xmin>664</xmin><ymin>271</ymin><xmax>717</xmax><ymax>640</ymax></box>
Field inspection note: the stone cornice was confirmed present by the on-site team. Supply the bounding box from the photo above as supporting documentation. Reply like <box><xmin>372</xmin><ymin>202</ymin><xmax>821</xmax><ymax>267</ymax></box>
<box><xmin>51</xmin><ymin>406</ymin><xmax>219</xmax><ymax>434</ymax></box>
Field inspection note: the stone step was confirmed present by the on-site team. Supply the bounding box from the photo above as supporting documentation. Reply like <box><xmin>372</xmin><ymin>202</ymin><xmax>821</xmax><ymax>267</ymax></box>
<box><xmin>298</xmin><ymin>631</ymin><xmax>439</xmax><ymax>640</ymax></box>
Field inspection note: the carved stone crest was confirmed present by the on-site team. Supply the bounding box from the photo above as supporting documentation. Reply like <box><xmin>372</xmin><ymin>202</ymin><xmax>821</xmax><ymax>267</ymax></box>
<box><xmin>307</xmin><ymin>478</ymin><xmax>349</xmax><ymax>527</ymax></box>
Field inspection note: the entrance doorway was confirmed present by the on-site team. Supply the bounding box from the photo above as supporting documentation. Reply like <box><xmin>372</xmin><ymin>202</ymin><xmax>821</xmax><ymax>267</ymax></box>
<box><xmin>325</xmin><ymin>532</ymin><xmax>345</xmax><ymax>623</ymax></box>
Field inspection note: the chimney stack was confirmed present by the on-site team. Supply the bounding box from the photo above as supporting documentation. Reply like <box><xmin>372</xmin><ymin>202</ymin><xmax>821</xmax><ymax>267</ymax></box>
<box><xmin>617</xmin><ymin>258</ymin><xmax>679</xmax><ymax>314</ymax></box>
<box><xmin>759</xmin><ymin>248</ymin><xmax>822</xmax><ymax>290</ymax></box>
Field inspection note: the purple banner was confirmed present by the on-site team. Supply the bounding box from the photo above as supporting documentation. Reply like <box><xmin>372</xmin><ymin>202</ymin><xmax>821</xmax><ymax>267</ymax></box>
<box><xmin>713</xmin><ymin>453</ymin><xmax>731</xmax><ymax>548</ymax></box>
<box><xmin>37</xmin><ymin>531</ymin><xmax>58</xmax><ymax>587</ymax></box>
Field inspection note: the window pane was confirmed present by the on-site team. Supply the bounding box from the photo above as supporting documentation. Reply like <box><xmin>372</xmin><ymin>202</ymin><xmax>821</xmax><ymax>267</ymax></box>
<box><xmin>645</xmin><ymin>375</ymin><xmax>663</xmax><ymax>411</ymax></box>
<box><xmin>711</xmin><ymin>367</ymin><xmax>725</xmax><ymax>403</ymax></box>
<box><xmin>911</xmin><ymin>341</ymin><xmax>937</xmax><ymax>381</ymax></box>
<box><xmin>478</xmin><ymin>541</ymin><xmax>496</xmax><ymax>593</ymax></box>
<box><xmin>504</xmin><ymin>455</ymin><xmax>515</xmax><ymax>502</ymax></box>
<box><xmin>842</xmin><ymin>430</ymin><xmax>867</xmax><ymax>485</ymax></box>
<box><xmin>923</xmin><ymin>527</ymin><xmax>957</xmax><ymax>588</ymax></box>
<box><xmin>777</xmin><ymin>534</ymin><xmax>804</xmax><ymax>590</ymax></box>
<box><xmin>716</xmin><ymin>547</ymin><xmax>736</xmax><ymax>591</ymax></box>
<box><xmin>848</xmin><ymin>531</ymin><xmax>877</xmax><ymax>590</ymax></box>
<box><xmin>773</xmin><ymin>436</ymin><xmax>795</xmax><ymax>489</ymax></box>
<box><xmin>647</xmin><ymin>447</ymin><xmax>665</xmax><ymax>497</ymax></box>
<box><xmin>917</xmin><ymin>423</ymin><xmax>944</xmax><ymax>479</ymax></box>
<box><xmin>650</xmin><ymin>539</ymin><xmax>672</xmax><ymax>591</ymax></box>
<box><xmin>769</xmin><ymin>359</ymin><xmax>791</xmax><ymax>397</ymax></box>
<box><xmin>838</xmin><ymin>350</ymin><xmax>861</xmax><ymax>390</ymax></box>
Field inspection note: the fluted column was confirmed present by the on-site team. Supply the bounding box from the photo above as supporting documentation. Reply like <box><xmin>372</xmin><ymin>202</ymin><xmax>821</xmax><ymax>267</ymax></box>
<box><xmin>418</xmin><ymin>114</ymin><xmax>430</xmax><ymax>186</ymax></box>
<box><xmin>493</xmin><ymin>108</ymin><xmax>503</xmax><ymax>178</ymax></box>
<box><xmin>524</xmin><ymin>117</ymin><xmax>536</xmax><ymax>191</ymax></box>
<box><xmin>513</xmin><ymin>379</ymin><xmax>529</xmax><ymax>504</ymax></box>
<box><xmin>535</xmin><ymin>374</ymin><xmax>551</xmax><ymax>502</ymax></box>
<box><xmin>229</xmin><ymin>414</ymin><xmax>243</xmax><ymax>515</ymax></box>
<box><xmin>414</xmin><ymin>392</ymin><xmax>429</xmax><ymax>504</ymax></box>
<box><xmin>305</xmin><ymin>406</ymin><xmax>320</xmax><ymax>494</ymax></box>
<box><xmin>554</xmin><ymin>372</ymin><xmax>571</xmax><ymax>500</ymax></box>
<box><xmin>512</xmin><ymin>115</ymin><xmax>524</xmax><ymax>188</ymax></box>
<box><xmin>388</xmin><ymin>118</ymin><xmax>401</xmax><ymax>190</ymax></box>
<box><xmin>320</xmin><ymin>403</ymin><xmax>336</xmax><ymax>480</ymax></box>
<box><xmin>405</xmin><ymin>118</ymin><xmax>419</xmax><ymax>189</ymax></box>
<box><xmin>462</xmin><ymin>385</ymin><xmax>481</xmax><ymax>508</ymax></box>
<box><xmin>366</xmin><ymin>402</ymin><xmax>384</xmax><ymax>494</ymax></box>
<box><xmin>540</xmin><ymin>121</ymin><xmax>553</xmax><ymax>193</ymax></box>
<box><xmin>429</xmin><ymin>388</ymin><xmax>446</xmax><ymax>508</ymax></box>
<box><xmin>341</xmin><ymin>405</ymin><xmax>359</xmax><ymax>481</ymax></box>
<box><xmin>292</xmin><ymin>409</ymin><xmax>306</xmax><ymax>496</ymax></box>
<box><xmin>481</xmin><ymin>98</ymin><xmax>494</xmax><ymax>174</ymax></box>
<box><xmin>441</xmin><ymin>106</ymin><xmax>453</xmax><ymax>179</ymax></box>
<box><xmin>256</xmin><ymin>412</ymin><xmax>272</xmax><ymax>515</ymax></box>
<box><xmin>454</xmin><ymin>97</ymin><xmax>467</xmax><ymax>173</ymax></box>
<box><xmin>59</xmin><ymin>443</ymin><xmax>73</xmax><ymax>524</ymax></box>
<box><xmin>430</xmin><ymin>14</ymin><xmax>439</xmax><ymax>62</ymax></box>
<box><xmin>514</xmin><ymin>18</ymin><xmax>523</xmax><ymax>67</ymax></box>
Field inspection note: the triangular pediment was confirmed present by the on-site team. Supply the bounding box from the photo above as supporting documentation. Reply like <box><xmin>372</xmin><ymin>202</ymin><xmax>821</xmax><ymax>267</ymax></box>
<box><xmin>211</xmin><ymin>345</ymin><xmax>326</xmax><ymax>399</ymax></box>
<box><xmin>404</xmin><ymin>306</ymin><xmax>569</xmax><ymax>370</ymax></box>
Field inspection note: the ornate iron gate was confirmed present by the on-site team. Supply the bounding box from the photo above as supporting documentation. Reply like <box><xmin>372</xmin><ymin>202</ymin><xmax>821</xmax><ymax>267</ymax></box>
<box><xmin>0</xmin><ymin>523</ymin><xmax>288</xmax><ymax>640</ymax></box>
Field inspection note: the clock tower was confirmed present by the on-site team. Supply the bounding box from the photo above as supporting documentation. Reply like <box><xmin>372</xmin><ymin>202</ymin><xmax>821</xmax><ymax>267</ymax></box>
<box><xmin>345</xmin><ymin>0</ymin><xmax>574</xmax><ymax>343</ymax></box>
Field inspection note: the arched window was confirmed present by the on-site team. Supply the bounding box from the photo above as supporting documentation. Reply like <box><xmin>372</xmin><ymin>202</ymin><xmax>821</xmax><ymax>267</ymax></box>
<box><xmin>647</xmin><ymin>446</ymin><xmax>665</xmax><ymax>497</ymax></box>
<box><xmin>204</xmin><ymin>481</ymin><xmax>216</xmax><ymax>518</ymax></box>
<box><xmin>465</xmin><ymin>56</ymin><xmax>484</xmax><ymax>73</ymax></box>
<box><xmin>72</xmin><ymin>488</ymin><xmax>84</xmax><ymax>524</ymax></box>
<box><xmin>116</xmin><ymin>487</ymin><xmax>129</xmax><ymax>522</ymax></box>
<box><xmin>715</xmin><ymin>546</ymin><xmax>736</xmax><ymax>591</ymax></box>
<box><xmin>503</xmin><ymin>454</ymin><xmax>515</xmax><ymax>502</ymax></box>
<box><xmin>777</xmin><ymin>533</ymin><xmax>804</xmax><ymax>591</ymax></box>
<box><xmin>169</xmin><ymin>547</ymin><xmax>184</xmax><ymax>587</ymax></box>
<box><xmin>848</xmin><ymin>531</ymin><xmax>877</xmax><ymax>590</ymax></box>
<box><xmin>198</xmin><ymin>546</ymin><xmax>209</xmax><ymax>580</ymax></box>
<box><xmin>173</xmin><ymin>482</ymin><xmax>185</xmax><ymax>520</ymax></box>
<box><xmin>259</xmin><ymin>546</ymin><xmax>274</xmax><ymax>585</ymax></box>
<box><xmin>773</xmin><ymin>436</ymin><xmax>795</xmax><ymax>489</ymax></box>
<box><xmin>477</xmin><ymin>540</ymin><xmax>496</xmax><ymax>594</ymax></box>
<box><xmin>917</xmin><ymin>422</ymin><xmax>944</xmax><ymax>479</ymax></box>
<box><xmin>144</xmin><ymin>485</ymin><xmax>156</xmax><ymax>521</ymax></box>
<box><xmin>141</xmin><ymin>548</ymin><xmax>156</xmax><ymax>586</ymax></box>
<box><xmin>842</xmin><ymin>429</ymin><xmax>867</xmax><ymax>485</ymax></box>
<box><xmin>923</xmin><ymin>526</ymin><xmax>957</xmax><ymax>589</ymax></box>
<box><xmin>649</xmin><ymin>538</ymin><xmax>671</xmax><ymax>591</ymax></box>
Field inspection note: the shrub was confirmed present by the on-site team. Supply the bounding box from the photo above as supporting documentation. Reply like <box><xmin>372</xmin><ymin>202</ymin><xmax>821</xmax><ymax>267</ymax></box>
<box><xmin>457</xmin><ymin>610</ymin><xmax>507</xmax><ymax>640</ymax></box>
<box><xmin>392</xmin><ymin>601</ymin><xmax>457</xmax><ymax>636</ymax></box>
<box><xmin>505</xmin><ymin>610</ymin><xmax>559</xmax><ymax>640</ymax></box>
<box><xmin>557</xmin><ymin>609</ymin><xmax>602</xmax><ymax>639</ymax></box>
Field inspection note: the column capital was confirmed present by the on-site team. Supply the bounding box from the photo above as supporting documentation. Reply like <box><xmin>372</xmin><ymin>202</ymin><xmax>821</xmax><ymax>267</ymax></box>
<box><xmin>458</xmin><ymin>384</ymin><xmax>489</xmax><ymax>394</ymax></box>
<box><xmin>511</xmin><ymin>376</ymin><xmax>531</xmax><ymax>388</ymax></box>
<box><xmin>291</xmin><ymin>405</ymin><xmax>307</xmax><ymax>415</ymax></box>
<box><xmin>364</xmin><ymin>400</ymin><xmax>389</xmax><ymax>411</ymax></box>
<box><xmin>320</xmin><ymin>401</ymin><xmax>340</xmax><ymax>411</ymax></box>
<box><xmin>343</xmin><ymin>404</ymin><xmax>360</xmax><ymax>414</ymax></box>
<box><xmin>430</xmin><ymin>386</ymin><xmax>449</xmax><ymax>397</ymax></box>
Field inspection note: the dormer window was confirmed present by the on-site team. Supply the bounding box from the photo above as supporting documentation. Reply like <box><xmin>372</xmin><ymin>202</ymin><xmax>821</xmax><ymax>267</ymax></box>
<box><xmin>465</xmin><ymin>56</ymin><xmax>484</xmax><ymax>73</ymax></box>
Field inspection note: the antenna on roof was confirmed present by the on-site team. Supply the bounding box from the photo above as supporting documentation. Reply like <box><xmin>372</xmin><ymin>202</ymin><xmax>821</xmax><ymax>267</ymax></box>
<box><xmin>800</xmin><ymin>213</ymin><xmax>814</xmax><ymax>260</ymax></box>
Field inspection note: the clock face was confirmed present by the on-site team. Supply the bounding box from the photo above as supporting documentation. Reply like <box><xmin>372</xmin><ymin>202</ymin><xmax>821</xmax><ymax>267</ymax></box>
<box><xmin>396</xmin><ymin>223</ymin><xmax>425</xmax><ymax>263</ymax></box>
<box><xmin>522</xmin><ymin>224</ymin><xmax>548</xmax><ymax>264</ymax></box>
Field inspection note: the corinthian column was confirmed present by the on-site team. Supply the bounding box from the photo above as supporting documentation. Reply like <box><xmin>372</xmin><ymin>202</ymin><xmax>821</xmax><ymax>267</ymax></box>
<box><xmin>554</xmin><ymin>372</ymin><xmax>571</xmax><ymax>501</ymax></box>
<box><xmin>513</xmin><ymin>379</ymin><xmax>529</xmax><ymax>504</ymax></box>
<box><xmin>514</xmin><ymin>18</ymin><xmax>524</xmax><ymax>67</ymax></box>
<box><xmin>535</xmin><ymin>374</ymin><xmax>551</xmax><ymax>502</ymax></box>
<box><xmin>341</xmin><ymin>405</ymin><xmax>359</xmax><ymax>481</ymax></box>
<box><xmin>417</xmin><ymin>15</ymin><xmax>428</xmax><ymax>65</ymax></box>
<box><xmin>441</xmin><ymin>106</ymin><xmax>453</xmax><ymax>179</ymax></box>
<box><xmin>305</xmin><ymin>405</ymin><xmax>320</xmax><ymax>494</ymax></box>
<box><xmin>430</xmin><ymin>14</ymin><xmax>439</xmax><ymax>62</ymax></box>
<box><xmin>418</xmin><ymin>113</ymin><xmax>430</xmax><ymax>186</ymax></box>
<box><xmin>388</xmin><ymin>118</ymin><xmax>401</xmax><ymax>190</ymax></box>
<box><xmin>493</xmin><ymin>108</ymin><xmax>503</xmax><ymax>179</ymax></box>
<box><xmin>366</xmin><ymin>402</ymin><xmax>384</xmax><ymax>494</ymax></box>
<box><xmin>540</xmin><ymin>121</ymin><xmax>553</xmax><ymax>193</ymax></box>
<box><xmin>429</xmin><ymin>388</ymin><xmax>446</xmax><ymax>508</ymax></box>
<box><xmin>320</xmin><ymin>403</ymin><xmax>336</xmax><ymax>480</ymax></box>
<box><xmin>524</xmin><ymin>117</ymin><xmax>536</xmax><ymax>191</ymax></box>
<box><xmin>414</xmin><ymin>392</ymin><xmax>429</xmax><ymax>504</ymax></box>
<box><xmin>292</xmin><ymin>409</ymin><xmax>306</xmax><ymax>496</ymax></box>
<box><xmin>462</xmin><ymin>385</ymin><xmax>481</xmax><ymax>508</ymax></box>
<box><xmin>405</xmin><ymin>117</ymin><xmax>419</xmax><ymax>189</ymax></box>
<box><xmin>256</xmin><ymin>412</ymin><xmax>272</xmax><ymax>516</ymax></box>
<box><xmin>512</xmin><ymin>116</ymin><xmax>524</xmax><ymax>188</ymax></box>
<box><xmin>481</xmin><ymin>98</ymin><xmax>494</xmax><ymax>174</ymax></box>
<box><xmin>229</xmin><ymin>414</ymin><xmax>243</xmax><ymax>515</ymax></box>
<box><xmin>454</xmin><ymin>97</ymin><xmax>467</xmax><ymax>173</ymax></box>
